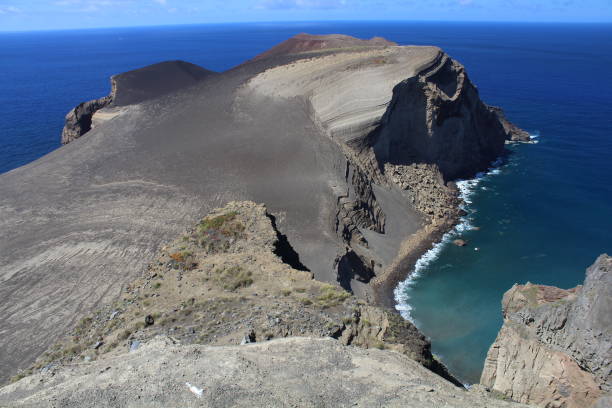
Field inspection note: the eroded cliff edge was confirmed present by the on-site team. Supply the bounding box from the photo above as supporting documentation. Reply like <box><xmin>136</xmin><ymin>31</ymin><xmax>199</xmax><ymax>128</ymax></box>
<box><xmin>481</xmin><ymin>255</ymin><xmax>612</xmax><ymax>408</ymax></box>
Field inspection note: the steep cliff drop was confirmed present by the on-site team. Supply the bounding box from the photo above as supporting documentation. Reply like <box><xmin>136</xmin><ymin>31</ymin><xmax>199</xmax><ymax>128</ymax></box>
<box><xmin>481</xmin><ymin>255</ymin><xmax>611</xmax><ymax>408</ymax></box>
<box><xmin>0</xmin><ymin>34</ymin><xmax>525</xmax><ymax>383</ymax></box>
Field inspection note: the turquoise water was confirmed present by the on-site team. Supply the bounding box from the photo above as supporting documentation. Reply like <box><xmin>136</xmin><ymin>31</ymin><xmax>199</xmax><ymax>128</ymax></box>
<box><xmin>1</xmin><ymin>22</ymin><xmax>611</xmax><ymax>384</ymax></box>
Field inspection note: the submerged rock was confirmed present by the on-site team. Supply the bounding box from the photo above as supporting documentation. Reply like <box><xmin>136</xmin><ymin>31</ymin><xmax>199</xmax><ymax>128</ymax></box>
<box><xmin>453</xmin><ymin>239</ymin><xmax>467</xmax><ymax>247</ymax></box>
<box><xmin>481</xmin><ymin>254</ymin><xmax>611</xmax><ymax>407</ymax></box>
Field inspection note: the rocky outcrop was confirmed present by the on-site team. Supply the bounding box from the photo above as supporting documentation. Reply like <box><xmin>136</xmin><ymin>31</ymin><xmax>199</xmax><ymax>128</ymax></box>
<box><xmin>371</xmin><ymin>53</ymin><xmax>508</xmax><ymax>181</ymax></box>
<box><xmin>61</xmin><ymin>60</ymin><xmax>214</xmax><ymax>144</ymax></box>
<box><xmin>481</xmin><ymin>254</ymin><xmax>612</xmax><ymax>407</ymax></box>
<box><xmin>0</xmin><ymin>337</ymin><xmax>531</xmax><ymax>408</ymax></box>
<box><xmin>488</xmin><ymin>106</ymin><xmax>531</xmax><ymax>142</ymax></box>
<box><xmin>61</xmin><ymin>93</ymin><xmax>114</xmax><ymax>144</ymax></box>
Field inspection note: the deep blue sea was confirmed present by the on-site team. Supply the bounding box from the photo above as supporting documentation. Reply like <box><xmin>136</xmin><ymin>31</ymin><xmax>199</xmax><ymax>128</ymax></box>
<box><xmin>1</xmin><ymin>21</ymin><xmax>611</xmax><ymax>384</ymax></box>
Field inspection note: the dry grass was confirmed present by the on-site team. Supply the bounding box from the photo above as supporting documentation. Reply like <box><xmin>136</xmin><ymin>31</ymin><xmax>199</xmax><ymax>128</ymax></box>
<box><xmin>315</xmin><ymin>285</ymin><xmax>351</xmax><ymax>308</ymax></box>
<box><xmin>213</xmin><ymin>266</ymin><xmax>253</xmax><ymax>291</ymax></box>
<box><xmin>196</xmin><ymin>212</ymin><xmax>246</xmax><ymax>253</ymax></box>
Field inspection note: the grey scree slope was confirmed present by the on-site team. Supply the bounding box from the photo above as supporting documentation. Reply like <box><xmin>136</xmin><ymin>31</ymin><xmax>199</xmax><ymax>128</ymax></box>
<box><xmin>0</xmin><ymin>36</ymin><xmax>511</xmax><ymax>381</ymax></box>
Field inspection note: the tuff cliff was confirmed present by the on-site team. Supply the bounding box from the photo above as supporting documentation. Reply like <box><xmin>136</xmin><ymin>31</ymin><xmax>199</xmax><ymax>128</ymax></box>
<box><xmin>0</xmin><ymin>34</ymin><xmax>526</xmax><ymax>383</ymax></box>
<box><xmin>481</xmin><ymin>255</ymin><xmax>612</xmax><ymax>408</ymax></box>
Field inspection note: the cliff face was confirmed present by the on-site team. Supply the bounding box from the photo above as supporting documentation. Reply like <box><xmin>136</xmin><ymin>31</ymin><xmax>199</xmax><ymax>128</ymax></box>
<box><xmin>61</xmin><ymin>93</ymin><xmax>114</xmax><ymax>144</ymax></box>
<box><xmin>481</xmin><ymin>255</ymin><xmax>612</xmax><ymax>408</ymax></box>
<box><xmin>371</xmin><ymin>53</ymin><xmax>508</xmax><ymax>181</ymax></box>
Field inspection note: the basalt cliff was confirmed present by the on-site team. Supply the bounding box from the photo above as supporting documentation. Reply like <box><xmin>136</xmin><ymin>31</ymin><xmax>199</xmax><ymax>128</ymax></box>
<box><xmin>481</xmin><ymin>255</ymin><xmax>612</xmax><ymax>408</ymax></box>
<box><xmin>0</xmin><ymin>34</ymin><xmax>533</xmax><ymax>405</ymax></box>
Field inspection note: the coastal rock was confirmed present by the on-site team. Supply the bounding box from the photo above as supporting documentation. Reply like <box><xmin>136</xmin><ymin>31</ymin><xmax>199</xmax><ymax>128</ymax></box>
<box><xmin>480</xmin><ymin>254</ymin><xmax>612</xmax><ymax>407</ymax></box>
<box><xmin>61</xmin><ymin>94</ymin><xmax>113</xmax><ymax>144</ymax></box>
<box><xmin>453</xmin><ymin>239</ymin><xmax>467</xmax><ymax>246</ymax></box>
<box><xmin>488</xmin><ymin>105</ymin><xmax>531</xmax><ymax>142</ymax></box>
<box><xmin>0</xmin><ymin>337</ymin><xmax>530</xmax><ymax>408</ymax></box>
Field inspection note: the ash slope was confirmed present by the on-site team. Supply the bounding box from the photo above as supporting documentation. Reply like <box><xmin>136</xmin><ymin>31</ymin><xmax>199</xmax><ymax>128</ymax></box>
<box><xmin>0</xmin><ymin>34</ymin><xmax>523</xmax><ymax>382</ymax></box>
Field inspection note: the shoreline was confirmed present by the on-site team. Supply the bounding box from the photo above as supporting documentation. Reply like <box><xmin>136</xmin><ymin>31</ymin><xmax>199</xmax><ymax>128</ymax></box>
<box><xmin>372</xmin><ymin>216</ymin><xmax>458</xmax><ymax>309</ymax></box>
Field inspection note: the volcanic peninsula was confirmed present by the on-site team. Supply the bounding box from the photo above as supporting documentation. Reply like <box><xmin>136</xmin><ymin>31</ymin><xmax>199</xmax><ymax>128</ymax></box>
<box><xmin>0</xmin><ymin>34</ymin><xmax>608</xmax><ymax>407</ymax></box>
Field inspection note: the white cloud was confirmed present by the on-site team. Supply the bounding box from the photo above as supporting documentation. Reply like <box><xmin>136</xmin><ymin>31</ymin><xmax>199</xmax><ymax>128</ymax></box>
<box><xmin>0</xmin><ymin>6</ymin><xmax>20</xmax><ymax>14</ymax></box>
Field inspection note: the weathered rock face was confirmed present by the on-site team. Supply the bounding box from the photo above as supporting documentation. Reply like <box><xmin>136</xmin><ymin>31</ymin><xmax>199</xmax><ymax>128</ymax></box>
<box><xmin>0</xmin><ymin>337</ymin><xmax>530</xmax><ymax>408</ymax></box>
<box><xmin>371</xmin><ymin>53</ymin><xmax>508</xmax><ymax>181</ymax></box>
<box><xmin>61</xmin><ymin>94</ymin><xmax>113</xmax><ymax>144</ymax></box>
<box><xmin>488</xmin><ymin>106</ymin><xmax>531</xmax><ymax>142</ymax></box>
<box><xmin>61</xmin><ymin>60</ymin><xmax>214</xmax><ymax>144</ymax></box>
<box><xmin>481</xmin><ymin>254</ymin><xmax>612</xmax><ymax>408</ymax></box>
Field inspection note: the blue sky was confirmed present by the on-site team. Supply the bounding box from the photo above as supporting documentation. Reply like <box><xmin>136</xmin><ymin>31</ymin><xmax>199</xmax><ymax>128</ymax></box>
<box><xmin>0</xmin><ymin>0</ymin><xmax>611</xmax><ymax>31</ymax></box>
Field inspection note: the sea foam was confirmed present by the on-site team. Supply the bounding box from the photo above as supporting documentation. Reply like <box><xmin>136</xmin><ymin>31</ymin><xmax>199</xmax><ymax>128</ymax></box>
<box><xmin>394</xmin><ymin>158</ymin><xmax>506</xmax><ymax>323</ymax></box>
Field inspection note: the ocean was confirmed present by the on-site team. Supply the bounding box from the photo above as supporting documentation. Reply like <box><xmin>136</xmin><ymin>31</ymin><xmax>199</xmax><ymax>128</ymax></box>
<box><xmin>1</xmin><ymin>21</ymin><xmax>611</xmax><ymax>384</ymax></box>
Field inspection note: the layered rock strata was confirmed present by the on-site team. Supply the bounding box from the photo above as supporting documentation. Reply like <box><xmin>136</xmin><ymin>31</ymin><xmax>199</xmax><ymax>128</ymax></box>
<box><xmin>481</xmin><ymin>254</ymin><xmax>611</xmax><ymax>408</ymax></box>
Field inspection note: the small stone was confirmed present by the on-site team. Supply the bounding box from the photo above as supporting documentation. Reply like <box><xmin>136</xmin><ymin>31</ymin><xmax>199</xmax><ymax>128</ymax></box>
<box><xmin>93</xmin><ymin>341</ymin><xmax>103</xmax><ymax>349</ymax></box>
<box><xmin>144</xmin><ymin>315</ymin><xmax>154</xmax><ymax>326</ymax></box>
<box><xmin>453</xmin><ymin>239</ymin><xmax>467</xmax><ymax>247</ymax></box>
<box><xmin>129</xmin><ymin>340</ymin><xmax>141</xmax><ymax>352</ymax></box>
<box><xmin>240</xmin><ymin>329</ymin><xmax>256</xmax><ymax>345</ymax></box>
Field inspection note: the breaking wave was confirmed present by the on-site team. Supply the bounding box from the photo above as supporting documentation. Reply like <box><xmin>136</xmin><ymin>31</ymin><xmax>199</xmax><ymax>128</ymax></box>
<box><xmin>394</xmin><ymin>157</ymin><xmax>506</xmax><ymax>323</ymax></box>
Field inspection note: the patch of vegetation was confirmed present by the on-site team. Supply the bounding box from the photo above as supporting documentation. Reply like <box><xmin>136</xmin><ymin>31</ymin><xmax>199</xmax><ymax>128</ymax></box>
<box><xmin>298</xmin><ymin>297</ymin><xmax>313</xmax><ymax>305</ymax></box>
<box><xmin>9</xmin><ymin>370</ymin><xmax>31</xmax><ymax>383</ymax></box>
<box><xmin>168</xmin><ymin>250</ymin><xmax>197</xmax><ymax>271</ymax></box>
<box><xmin>152</xmin><ymin>282</ymin><xmax>162</xmax><ymax>290</ymax></box>
<box><xmin>315</xmin><ymin>285</ymin><xmax>351</xmax><ymax>308</ymax></box>
<box><xmin>213</xmin><ymin>266</ymin><xmax>253</xmax><ymax>291</ymax></box>
<box><xmin>196</xmin><ymin>211</ymin><xmax>245</xmax><ymax>253</ymax></box>
<box><xmin>281</xmin><ymin>289</ymin><xmax>292</xmax><ymax>296</ymax></box>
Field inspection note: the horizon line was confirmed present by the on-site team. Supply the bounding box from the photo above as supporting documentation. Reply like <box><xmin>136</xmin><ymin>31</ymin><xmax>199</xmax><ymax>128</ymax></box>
<box><xmin>1</xmin><ymin>19</ymin><xmax>611</xmax><ymax>34</ymax></box>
